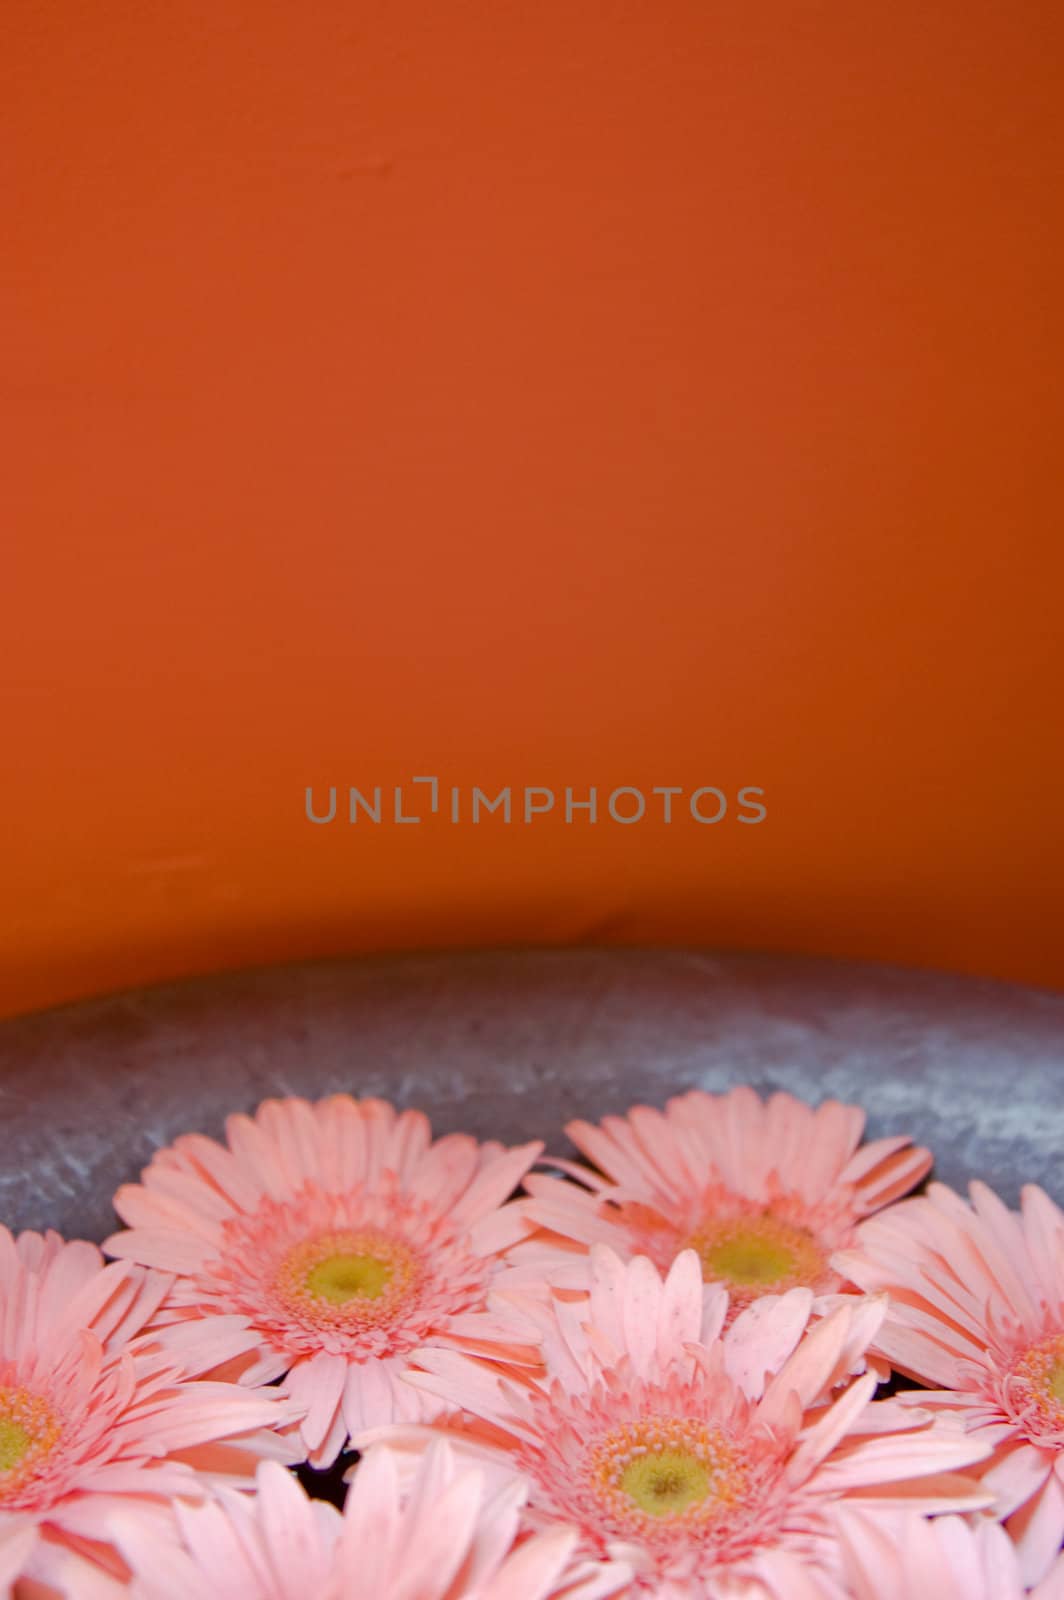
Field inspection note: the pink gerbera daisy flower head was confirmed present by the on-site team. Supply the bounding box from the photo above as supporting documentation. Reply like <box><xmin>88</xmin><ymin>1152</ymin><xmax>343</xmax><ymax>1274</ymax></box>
<box><xmin>518</xmin><ymin>1087</ymin><xmax>932</xmax><ymax>1316</ymax></box>
<box><xmin>120</xmin><ymin>1445</ymin><xmax>632</xmax><ymax>1600</ymax></box>
<box><xmin>836</xmin><ymin>1180</ymin><xmax>1064</xmax><ymax>1586</ymax></box>
<box><xmin>360</xmin><ymin>1246</ymin><xmax>991</xmax><ymax>1598</ymax></box>
<box><xmin>0</xmin><ymin>1224</ymin><xmax>292</xmax><ymax>1596</ymax></box>
<box><xmin>104</xmin><ymin>1095</ymin><xmax>543</xmax><ymax>1465</ymax></box>
<box><xmin>835</xmin><ymin>1509</ymin><xmax>1064</xmax><ymax>1600</ymax></box>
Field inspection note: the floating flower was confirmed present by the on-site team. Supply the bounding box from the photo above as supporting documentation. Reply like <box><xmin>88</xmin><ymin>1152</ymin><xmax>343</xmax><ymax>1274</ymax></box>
<box><xmin>835</xmin><ymin>1509</ymin><xmax>1064</xmax><ymax>1600</ymax></box>
<box><xmin>0</xmin><ymin>1225</ymin><xmax>293</xmax><ymax>1597</ymax></box>
<box><xmin>105</xmin><ymin>1096</ymin><xmax>543</xmax><ymax>1465</ymax></box>
<box><xmin>836</xmin><ymin>1181</ymin><xmax>1064</xmax><ymax>1586</ymax></box>
<box><xmin>517</xmin><ymin>1088</ymin><xmax>931</xmax><ymax>1315</ymax></box>
<box><xmin>118</xmin><ymin>1443</ymin><xmax>632</xmax><ymax>1600</ymax></box>
<box><xmin>358</xmin><ymin>1246</ymin><xmax>990</xmax><ymax>1597</ymax></box>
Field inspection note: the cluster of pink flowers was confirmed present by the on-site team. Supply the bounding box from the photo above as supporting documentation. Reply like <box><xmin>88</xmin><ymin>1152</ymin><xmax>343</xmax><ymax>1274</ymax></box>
<box><xmin>2</xmin><ymin>1087</ymin><xmax>1063</xmax><ymax>1597</ymax></box>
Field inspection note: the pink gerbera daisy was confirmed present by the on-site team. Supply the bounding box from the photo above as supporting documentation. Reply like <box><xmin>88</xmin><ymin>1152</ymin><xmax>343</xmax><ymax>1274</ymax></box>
<box><xmin>0</xmin><ymin>1225</ymin><xmax>293</xmax><ymax>1597</ymax></box>
<box><xmin>516</xmin><ymin>1089</ymin><xmax>931</xmax><ymax>1316</ymax></box>
<box><xmin>358</xmin><ymin>1246</ymin><xmax>991</xmax><ymax>1597</ymax></box>
<box><xmin>835</xmin><ymin>1509</ymin><xmax>1064</xmax><ymax>1600</ymax></box>
<box><xmin>104</xmin><ymin>1096</ymin><xmax>543</xmax><ymax>1465</ymax></box>
<box><xmin>836</xmin><ymin>1181</ymin><xmax>1064</xmax><ymax>1585</ymax></box>
<box><xmin>119</xmin><ymin>1444</ymin><xmax>632</xmax><ymax>1600</ymax></box>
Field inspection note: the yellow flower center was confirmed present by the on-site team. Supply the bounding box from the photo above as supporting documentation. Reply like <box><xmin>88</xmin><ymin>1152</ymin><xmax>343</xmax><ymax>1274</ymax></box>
<box><xmin>1011</xmin><ymin>1334</ymin><xmax>1064</xmax><ymax>1437</ymax></box>
<box><xmin>620</xmin><ymin>1448</ymin><xmax>713</xmax><ymax>1517</ymax></box>
<box><xmin>0</xmin><ymin>1419</ymin><xmax>31</xmax><ymax>1473</ymax></box>
<box><xmin>305</xmin><ymin>1252</ymin><xmax>393</xmax><ymax>1304</ymax></box>
<box><xmin>275</xmin><ymin>1229</ymin><xmax>419</xmax><ymax>1325</ymax></box>
<box><xmin>0</xmin><ymin>1388</ymin><xmax>62</xmax><ymax>1501</ymax></box>
<box><xmin>686</xmin><ymin>1214</ymin><xmax>824</xmax><ymax>1302</ymax></box>
<box><xmin>591</xmin><ymin>1417</ymin><xmax>747</xmax><ymax>1530</ymax></box>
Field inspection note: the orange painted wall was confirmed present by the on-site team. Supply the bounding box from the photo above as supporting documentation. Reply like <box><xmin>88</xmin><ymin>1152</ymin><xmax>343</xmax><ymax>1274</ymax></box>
<box><xmin>3</xmin><ymin>1</ymin><xmax>1062</xmax><ymax>1019</ymax></box>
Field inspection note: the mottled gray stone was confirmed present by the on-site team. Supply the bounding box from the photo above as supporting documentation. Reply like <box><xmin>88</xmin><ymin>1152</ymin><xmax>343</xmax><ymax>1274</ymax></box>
<box><xmin>1</xmin><ymin>949</ymin><xmax>1062</xmax><ymax>1243</ymax></box>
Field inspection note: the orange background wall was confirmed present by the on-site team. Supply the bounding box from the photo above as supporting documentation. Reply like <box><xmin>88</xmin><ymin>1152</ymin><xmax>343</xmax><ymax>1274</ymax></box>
<box><xmin>3</xmin><ymin>1</ymin><xmax>1062</xmax><ymax>1019</ymax></box>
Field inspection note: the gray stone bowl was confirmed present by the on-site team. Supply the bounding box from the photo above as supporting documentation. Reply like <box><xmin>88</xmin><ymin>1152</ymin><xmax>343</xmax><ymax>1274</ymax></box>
<box><xmin>1</xmin><ymin>948</ymin><xmax>1062</xmax><ymax>1244</ymax></box>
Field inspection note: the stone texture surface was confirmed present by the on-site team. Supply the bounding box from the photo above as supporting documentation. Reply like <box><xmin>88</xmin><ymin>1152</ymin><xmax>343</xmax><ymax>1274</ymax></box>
<box><xmin>1</xmin><ymin>948</ymin><xmax>1062</xmax><ymax>1242</ymax></box>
